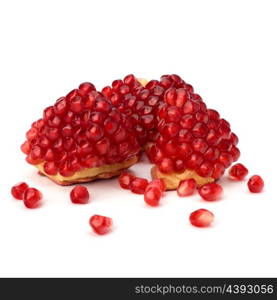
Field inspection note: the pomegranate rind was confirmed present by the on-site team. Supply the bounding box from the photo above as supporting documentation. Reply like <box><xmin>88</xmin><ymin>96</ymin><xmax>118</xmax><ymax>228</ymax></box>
<box><xmin>151</xmin><ymin>166</ymin><xmax>214</xmax><ymax>190</ymax></box>
<box><xmin>36</xmin><ymin>155</ymin><xmax>138</xmax><ymax>186</ymax></box>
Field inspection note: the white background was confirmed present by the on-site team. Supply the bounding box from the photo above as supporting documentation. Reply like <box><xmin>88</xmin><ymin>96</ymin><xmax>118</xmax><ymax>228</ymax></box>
<box><xmin>0</xmin><ymin>0</ymin><xmax>276</xmax><ymax>277</ymax></box>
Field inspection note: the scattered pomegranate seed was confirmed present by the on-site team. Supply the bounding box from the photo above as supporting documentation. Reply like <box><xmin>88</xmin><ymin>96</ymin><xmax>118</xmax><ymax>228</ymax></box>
<box><xmin>145</xmin><ymin>179</ymin><xmax>166</xmax><ymax>193</ymax></box>
<box><xmin>23</xmin><ymin>187</ymin><xmax>42</xmax><ymax>209</ymax></box>
<box><xmin>89</xmin><ymin>215</ymin><xmax>113</xmax><ymax>235</ymax></box>
<box><xmin>177</xmin><ymin>179</ymin><xmax>196</xmax><ymax>197</ymax></box>
<box><xmin>11</xmin><ymin>182</ymin><xmax>29</xmax><ymax>200</ymax></box>
<box><xmin>144</xmin><ymin>187</ymin><xmax>162</xmax><ymax>207</ymax></box>
<box><xmin>118</xmin><ymin>172</ymin><xmax>135</xmax><ymax>189</ymax></box>
<box><xmin>228</xmin><ymin>163</ymin><xmax>248</xmax><ymax>181</ymax></box>
<box><xmin>130</xmin><ymin>177</ymin><xmax>149</xmax><ymax>194</ymax></box>
<box><xmin>247</xmin><ymin>175</ymin><xmax>264</xmax><ymax>193</ymax></box>
<box><xmin>189</xmin><ymin>209</ymin><xmax>214</xmax><ymax>227</ymax></box>
<box><xmin>198</xmin><ymin>182</ymin><xmax>223</xmax><ymax>201</ymax></box>
<box><xmin>70</xmin><ymin>185</ymin><xmax>90</xmax><ymax>204</ymax></box>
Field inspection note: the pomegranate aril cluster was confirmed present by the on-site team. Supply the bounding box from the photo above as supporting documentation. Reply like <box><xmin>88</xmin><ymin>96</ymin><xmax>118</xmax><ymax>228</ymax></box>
<box><xmin>21</xmin><ymin>82</ymin><xmax>140</xmax><ymax>178</ymax></box>
<box><xmin>102</xmin><ymin>74</ymin><xmax>190</xmax><ymax>146</ymax></box>
<box><xmin>147</xmin><ymin>83</ymin><xmax>240</xmax><ymax>180</ymax></box>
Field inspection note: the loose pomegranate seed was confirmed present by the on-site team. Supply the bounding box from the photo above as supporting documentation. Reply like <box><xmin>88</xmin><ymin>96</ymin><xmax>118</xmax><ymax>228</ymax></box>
<box><xmin>247</xmin><ymin>175</ymin><xmax>264</xmax><ymax>193</ymax></box>
<box><xmin>198</xmin><ymin>183</ymin><xmax>223</xmax><ymax>201</ymax></box>
<box><xmin>11</xmin><ymin>182</ymin><xmax>29</xmax><ymax>200</ymax></box>
<box><xmin>130</xmin><ymin>177</ymin><xmax>149</xmax><ymax>194</ymax></box>
<box><xmin>70</xmin><ymin>185</ymin><xmax>90</xmax><ymax>204</ymax></box>
<box><xmin>189</xmin><ymin>209</ymin><xmax>214</xmax><ymax>227</ymax></box>
<box><xmin>146</xmin><ymin>179</ymin><xmax>166</xmax><ymax>193</ymax></box>
<box><xmin>89</xmin><ymin>215</ymin><xmax>113</xmax><ymax>235</ymax></box>
<box><xmin>177</xmin><ymin>179</ymin><xmax>196</xmax><ymax>197</ymax></box>
<box><xmin>228</xmin><ymin>163</ymin><xmax>248</xmax><ymax>181</ymax></box>
<box><xmin>23</xmin><ymin>187</ymin><xmax>42</xmax><ymax>209</ymax></box>
<box><xmin>119</xmin><ymin>172</ymin><xmax>135</xmax><ymax>189</ymax></box>
<box><xmin>144</xmin><ymin>187</ymin><xmax>162</xmax><ymax>207</ymax></box>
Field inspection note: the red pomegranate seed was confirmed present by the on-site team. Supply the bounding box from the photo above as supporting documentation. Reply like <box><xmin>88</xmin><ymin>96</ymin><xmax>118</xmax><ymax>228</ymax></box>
<box><xmin>130</xmin><ymin>177</ymin><xmax>149</xmax><ymax>194</ymax></box>
<box><xmin>89</xmin><ymin>215</ymin><xmax>113</xmax><ymax>235</ymax></box>
<box><xmin>79</xmin><ymin>82</ymin><xmax>95</xmax><ymax>93</ymax></box>
<box><xmin>118</xmin><ymin>172</ymin><xmax>134</xmax><ymax>189</ymax></box>
<box><xmin>247</xmin><ymin>175</ymin><xmax>264</xmax><ymax>193</ymax></box>
<box><xmin>198</xmin><ymin>183</ymin><xmax>223</xmax><ymax>201</ymax></box>
<box><xmin>11</xmin><ymin>182</ymin><xmax>29</xmax><ymax>200</ymax></box>
<box><xmin>21</xmin><ymin>141</ymin><xmax>31</xmax><ymax>154</ymax></box>
<box><xmin>43</xmin><ymin>161</ymin><xmax>58</xmax><ymax>175</ymax></box>
<box><xmin>144</xmin><ymin>187</ymin><xmax>162</xmax><ymax>207</ymax></box>
<box><xmin>228</xmin><ymin>163</ymin><xmax>248</xmax><ymax>181</ymax></box>
<box><xmin>23</xmin><ymin>187</ymin><xmax>42</xmax><ymax>209</ymax></box>
<box><xmin>177</xmin><ymin>179</ymin><xmax>196</xmax><ymax>197</ymax></box>
<box><xmin>70</xmin><ymin>185</ymin><xmax>90</xmax><ymax>204</ymax></box>
<box><xmin>146</xmin><ymin>179</ymin><xmax>166</xmax><ymax>193</ymax></box>
<box><xmin>158</xmin><ymin>158</ymin><xmax>174</xmax><ymax>173</ymax></box>
<box><xmin>189</xmin><ymin>209</ymin><xmax>214</xmax><ymax>227</ymax></box>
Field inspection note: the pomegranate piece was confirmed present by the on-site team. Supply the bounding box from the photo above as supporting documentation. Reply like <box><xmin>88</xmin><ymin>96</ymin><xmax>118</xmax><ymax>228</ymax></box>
<box><xmin>177</xmin><ymin>179</ymin><xmax>196</xmax><ymax>197</ymax></box>
<box><xmin>118</xmin><ymin>172</ymin><xmax>135</xmax><ymax>189</ymax></box>
<box><xmin>144</xmin><ymin>187</ymin><xmax>162</xmax><ymax>207</ymax></box>
<box><xmin>228</xmin><ymin>163</ymin><xmax>248</xmax><ymax>181</ymax></box>
<box><xmin>70</xmin><ymin>185</ymin><xmax>90</xmax><ymax>204</ymax></box>
<box><xmin>189</xmin><ymin>209</ymin><xmax>214</xmax><ymax>227</ymax></box>
<box><xmin>146</xmin><ymin>75</ymin><xmax>240</xmax><ymax>183</ymax></box>
<box><xmin>21</xmin><ymin>83</ymin><xmax>141</xmax><ymax>182</ymax></box>
<box><xmin>198</xmin><ymin>183</ymin><xmax>223</xmax><ymax>201</ymax></box>
<box><xmin>130</xmin><ymin>177</ymin><xmax>149</xmax><ymax>194</ymax></box>
<box><xmin>247</xmin><ymin>175</ymin><xmax>264</xmax><ymax>193</ymax></box>
<box><xmin>89</xmin><ymin>215</ymin><xmax>113</xmax><ymax>235</ymax></box>
<box><xmin>23</xmin><ymin>187</ymin><xmax>42</xmax><ymax>209</ymax></box>
<box><xmin>11</xmin><ymin>182</ymin><xmax>29</xmax><ymax>200</ymax></box>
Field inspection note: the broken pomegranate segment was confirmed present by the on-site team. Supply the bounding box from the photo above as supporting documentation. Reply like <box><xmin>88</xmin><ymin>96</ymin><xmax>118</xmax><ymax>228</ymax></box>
<box><xmin>147</xmin><ymin>75</ymin><xmax>240</xmax><ymax>190</ymax></box>
<box><xmin>189</xmin><ymin>209</ymin><xmax>214</xmax><ymax>227</ymax></box>
<box><xmin>198</xmin><ymin>183</ymin><xmax>223</xmax><ymax>201</ymax></box>
<box><xmin>21</xmin><ymin>83</ymin><xmax>140</xmax><ymax>185</ymax></box>
<box><xmin>70</xmin><ymin>185</ymin><xmax>90</xmax><ymax>204</ymax></box>
<box><xmin>247</xmin><ymin>175</ymin><xmax>264</xmax><ymax>193</ymax></box>
<box><xmin>89</xmin><ymin>215</ymin><xmax>113</xmax><ymax>235</ymax></box>
<box><xmin>11</xmin><ymin>182</ymin><xmax>29</xmax><ymax>200</ymax></box>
